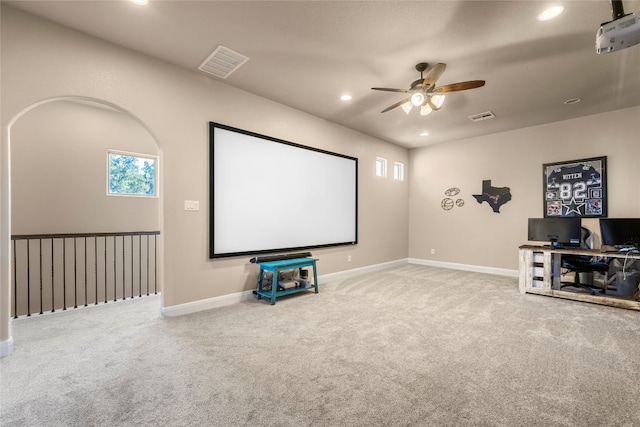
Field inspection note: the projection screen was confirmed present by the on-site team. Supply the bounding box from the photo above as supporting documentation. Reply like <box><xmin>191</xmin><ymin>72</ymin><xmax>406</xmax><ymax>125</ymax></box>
<box><xmin>209</xmin><ymin>122</ymin><xmax>358</xmax><ymax>258</ymax></box>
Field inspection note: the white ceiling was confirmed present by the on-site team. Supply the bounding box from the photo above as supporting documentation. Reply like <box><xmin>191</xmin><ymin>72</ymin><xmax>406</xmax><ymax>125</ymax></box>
<box><xmin>7</xmin><ymin>0</ymin><xmax>640</xmax><ymax>149</ymax></box>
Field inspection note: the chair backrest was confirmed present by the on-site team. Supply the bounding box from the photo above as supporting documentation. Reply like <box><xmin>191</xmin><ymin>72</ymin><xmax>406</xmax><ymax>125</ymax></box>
<box><xmin>581</xmin><ymin>227</ymin><xmax>594</xmax><ymax>250</ymax></box>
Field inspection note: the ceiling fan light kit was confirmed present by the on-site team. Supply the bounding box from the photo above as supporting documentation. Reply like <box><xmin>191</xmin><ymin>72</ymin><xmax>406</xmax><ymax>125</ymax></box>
<box><xmin>400</xmin><ymin>103</ymin><xmax>413</xmax><ymax>114</ymax></box>
<box><xmin>429</xmin><ymin>94</ymin><xmax>445</xmax><ymax>110</ymax></box>
<box><xmin>410</xmin><ymin>92</ymin><xmax>425</xmax><ymax>106</ymax></box>
<box><xmin>372</xmin><ymin>62</ymin><xmax>485</xmax><ymax>115</ymax></box>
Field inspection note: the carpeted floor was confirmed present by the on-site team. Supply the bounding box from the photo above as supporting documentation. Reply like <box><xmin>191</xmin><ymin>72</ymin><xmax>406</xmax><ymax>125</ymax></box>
<box><xmin>1</xmin><ymin>264</ymin><xmax>639</xmax><ymax>426</ymax></box>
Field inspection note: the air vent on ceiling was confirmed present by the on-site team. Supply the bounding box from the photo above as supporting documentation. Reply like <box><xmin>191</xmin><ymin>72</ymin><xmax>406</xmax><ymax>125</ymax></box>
<box><xmin>468</xmin><ymin>111</ymin><xmax>496</xmax><ymax>122</ymax></box>
<box><xmin>198</xmin><ymin>45</ymin><xmax>249</xmax><ymax>79</ymax></box>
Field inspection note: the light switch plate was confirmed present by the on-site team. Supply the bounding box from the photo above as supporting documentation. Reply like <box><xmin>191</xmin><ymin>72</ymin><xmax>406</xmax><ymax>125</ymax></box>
<box><xmin>184</xmin><ymin>200</ymin><xmax>199</xmax><ymax>211</ymax></box>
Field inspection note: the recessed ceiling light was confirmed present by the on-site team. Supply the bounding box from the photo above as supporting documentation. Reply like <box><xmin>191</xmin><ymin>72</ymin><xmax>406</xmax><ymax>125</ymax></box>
<box><xmin>419</xmin><ymin>132</ymin><xmax>429</xmax><ymax>137</ymax></box>
<box><xmin>538</xmin><ymin>5</ymin><xmax>564</xmax><ymax>21</ymax></box>
<box><xmin>130</xmin><ymin>0</ymin><xmax>148</xmax><ymax>5</ymax></box>
<box><xmin>564</xmin><ymin>97</ymin><xmax>582</xmax><ymax>105</ymax></box>
<box><xmin>340</xmin><ymin>94</ymin><xmax>352</xmax><ymax>101</ymax></box>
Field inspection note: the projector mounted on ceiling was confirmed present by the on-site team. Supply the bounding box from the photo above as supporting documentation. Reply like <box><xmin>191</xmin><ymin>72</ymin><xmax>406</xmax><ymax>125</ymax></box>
<box><xmin>595</xmin><ymin>0</ymin><xmax>640</xmax><ymax>53</ymax></box>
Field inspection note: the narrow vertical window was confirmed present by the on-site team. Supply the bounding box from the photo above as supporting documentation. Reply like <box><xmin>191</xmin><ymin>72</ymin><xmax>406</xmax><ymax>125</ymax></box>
<box><xmin>107</xmin><ymin>150</ymin><xmax>158</xmax><ymax>197</ymax></box>
<box><xmin>376</xmin><ymin>157</ymin><xmax>387</xmax><ymax>177</ymax></box>
<box><xmin>393</xmin><ymin>162</ymin><xmax>405</xmax><ymax>181</ymax></box>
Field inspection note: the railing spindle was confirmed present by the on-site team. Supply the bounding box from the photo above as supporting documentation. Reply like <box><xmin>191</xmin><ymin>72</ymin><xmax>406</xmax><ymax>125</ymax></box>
<box><xmin>122</xmin><ymin>235</ymin><xmax>126</xmax><ymax>300</ymax></box>
<box><xmin>94</xmin><ymin>237</ymin><xmax>98</xmax><ymax>305</ymax></box>
<box><xmin>154</xmin><ymin>234</ymin><xmax>158</xmax><ymax>294</ymax></box>
<box><xmin>39</xmin><ymin>239</ymin><xmax>43</xmax><ymax>315</ymax></box>
<box><xmin>63</xmin><ymin>238</ymin><xmax>67</xmax><ymax>311</ymax></box>
<box><xmin>13</xmin><ymin>240</ymin><xmax>18</xmax><ymax>319</ymax></box>
<box><xmin>113</xmin><ymin>235</ymin><xmax>117</xmax><ymax>302</ymax></box>
<box><xmin>139</xmin><ymin>235</ymin><xmax>142</xmax><ymax>298</ymax></box>
<box><xmin>146</xmin><ymin>235</ymin><xmax>150</xmax><ymax>296</ymax></box>
<box><xmin>51</xmin><ymin>239</ymin><xmax>55</xmax><ymax>313</ymax></box>
<box><xmin>130</xmin><ymin>235</ymin><xmax>134</xmax><ymax>299</ymax></box>
<box><xmin>27</xmin><ymin>239</ymin><xmax>31</xmax><ymax>317</ymax></box>
<box><xmin>84</xmin><ymin>236</ymin><xmax>88</xmax><ymax>307</ymax></box>
<box><xmin>73</xmin><ymin>238</ymin><xmax>78</xmax><ymax>309</ymax></box>
<box><xmin>104</xmin><ymin>236</ymin><xmax>107</xmax><ymax>303</ymax></box>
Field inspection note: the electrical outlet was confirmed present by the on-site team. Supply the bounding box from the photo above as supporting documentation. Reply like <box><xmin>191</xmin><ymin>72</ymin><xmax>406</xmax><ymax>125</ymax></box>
<box><xmin>184</xmin><ymin>200</ymin><xmax>199</xmax><ymax>211</ymax></box>
<box><xmin>348</xmin><ymin>255</ymin><xmax>352</xmax><ymax>262</ymax></box>
<box><xmin>431</xmin><ymin>248</ymin><xmax>435</xmax><ymax>255</ymax></box>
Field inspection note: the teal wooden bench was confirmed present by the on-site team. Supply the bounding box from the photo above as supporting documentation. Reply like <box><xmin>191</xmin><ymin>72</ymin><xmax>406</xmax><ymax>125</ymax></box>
<box><xmin>255</xmin><ymin>257</ymin><xmax>318</xmax><ymax>305</ymax></box>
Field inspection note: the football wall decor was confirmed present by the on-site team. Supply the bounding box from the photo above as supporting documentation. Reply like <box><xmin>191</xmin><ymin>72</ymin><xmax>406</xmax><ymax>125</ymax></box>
<box><xmin>543</xmin><ymin>156</ymin><xmax>607</xmax><ymax>218</ymax></box>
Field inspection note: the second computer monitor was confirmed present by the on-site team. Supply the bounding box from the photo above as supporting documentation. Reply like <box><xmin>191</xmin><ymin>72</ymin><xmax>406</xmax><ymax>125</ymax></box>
<box><xmin>599</xmin><ymin>218</ymin><xmax>640</xmax><ymax>248</ymax></box>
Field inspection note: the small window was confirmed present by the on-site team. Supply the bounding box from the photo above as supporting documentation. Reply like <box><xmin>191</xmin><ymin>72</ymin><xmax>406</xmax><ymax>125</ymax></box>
<box><xmin>393</xmin><ymin>162</ymin><xmax>405</xmax><ymax>181</ymax></box>
<box><xmin>376</xmin><ymin>157</ymin><xmax>387</xmax><ymax>177</ymax></box>
<box><xmin>107</xmin><ymin>150</ymin><xmax>158</xmax><ymax>197</ymax></box>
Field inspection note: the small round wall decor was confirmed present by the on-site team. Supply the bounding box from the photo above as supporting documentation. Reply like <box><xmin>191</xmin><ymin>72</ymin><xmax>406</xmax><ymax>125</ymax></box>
<box><xmin>441</xmin><ymin>198</ymin><xmax>454</xmax><ymax>210</ymax></box>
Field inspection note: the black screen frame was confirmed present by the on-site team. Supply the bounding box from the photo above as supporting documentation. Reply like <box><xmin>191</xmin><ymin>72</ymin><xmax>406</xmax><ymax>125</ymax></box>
<box><xmin>209</xmin><ymin>122</ymin><xmax>358</xmax><ymax>259</ymax></box>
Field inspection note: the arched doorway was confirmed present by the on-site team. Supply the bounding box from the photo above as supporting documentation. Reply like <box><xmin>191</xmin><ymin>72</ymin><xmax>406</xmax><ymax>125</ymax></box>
<box><xmin>1</xmin><ymin>97</ymin><xmax>163</xmax><ymax>356</ymax></box>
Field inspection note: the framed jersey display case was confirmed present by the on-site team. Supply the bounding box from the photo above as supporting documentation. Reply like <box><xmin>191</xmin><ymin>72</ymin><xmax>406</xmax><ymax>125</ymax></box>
<box><xmin>543</xmin><ymin>156</ymin><xmax>607</xmax><ymax>218</ymax></box>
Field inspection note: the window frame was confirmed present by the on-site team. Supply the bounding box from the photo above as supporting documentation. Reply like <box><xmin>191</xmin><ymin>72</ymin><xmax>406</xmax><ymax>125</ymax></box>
<box><xmin>106</xmin><ymin>149</ymin><xmax>159</xmax><ymax>198</ymax></box>
<box><xmin>393</xmin><ymin>162</ymin><xmax>405</xmax><ymax>181</ymax></box>
<box><xmin>375</xmin><ymin>157</ymin><xmax>387</xmax><ymax>178</ymax></box>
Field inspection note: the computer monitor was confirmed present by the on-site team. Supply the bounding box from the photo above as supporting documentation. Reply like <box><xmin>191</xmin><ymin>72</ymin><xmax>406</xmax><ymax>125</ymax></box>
<box><xmin>528</xmin><ymin>217</ymin><xmax>582</xmax><ymax>248</ymax></box>
<box><xmin>599</xmin><ymin>218</ymin><xmax>640</xmax><ymax>248</ymax></box>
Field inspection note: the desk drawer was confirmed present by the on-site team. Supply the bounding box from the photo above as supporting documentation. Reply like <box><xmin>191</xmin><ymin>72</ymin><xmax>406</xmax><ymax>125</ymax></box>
<box><xmin>531</xmin><ymin>279</ymin><xmax>545</xmax><ymax>289</ymax></box>
<box><xmin>533</xmin><ymin>266</ymin><xmax>545</xmax><ymax>277</ymax></box>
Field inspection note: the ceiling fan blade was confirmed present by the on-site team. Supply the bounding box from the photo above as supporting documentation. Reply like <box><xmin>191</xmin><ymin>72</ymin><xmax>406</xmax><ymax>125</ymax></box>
<box><xmin>381</xmin><ymin>97</ymin><xmax>411</xmax><ymax>113</ymax></box>
<box><xmin>421</xmin><ymin>63</ymin><xmax>447</xmax><ymax>88</ymax></box>
<box><xmin>372</xmin><ymin>87</ymin><xmax>410</xmax><ymax>93</ymax></box>
<box><xmin>433</xmin><ymin>80</ymin><xmax>486</xmax><ymax>93</ymax></box>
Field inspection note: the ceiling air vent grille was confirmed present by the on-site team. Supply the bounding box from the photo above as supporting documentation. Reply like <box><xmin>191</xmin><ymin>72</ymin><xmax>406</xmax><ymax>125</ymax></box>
<box><xmin>198</xmin><ymin>45</ymin><xmax>249</xmax><ymax>79</ymax></box>
<box><xmin>468</xmin><ymin>111</ymin><xmax>496</xmax><ymax>122</ymax></box>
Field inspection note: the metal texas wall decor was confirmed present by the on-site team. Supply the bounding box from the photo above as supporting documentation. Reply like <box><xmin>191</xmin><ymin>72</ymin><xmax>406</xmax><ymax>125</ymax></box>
<box><xmin>543</xmin><ymin>156</ymin><xmax>607</xmax><ymax>218</ymax></box>
<box><xmin>472</xmin><ymin>180</ymin><xmax>512</xmax><ymax>213</ymax></box>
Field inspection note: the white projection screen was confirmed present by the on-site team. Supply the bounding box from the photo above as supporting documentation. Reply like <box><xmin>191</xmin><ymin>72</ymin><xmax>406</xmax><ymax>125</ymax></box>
<box><xmin>209</xmin><ymin>122</ymin><xmax>358</xmax><ymax>258</ymax></box>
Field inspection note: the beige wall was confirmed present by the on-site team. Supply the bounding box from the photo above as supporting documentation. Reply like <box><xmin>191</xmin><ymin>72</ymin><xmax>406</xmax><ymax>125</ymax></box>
<box><xmin>409</xmin><ymin>106</ymin><xmax>640</xmax><ymax>270</ymax></box>
<box><xmin>0</xmin><ymin>4</ymin><xmax>409</xmax><ymax>346</ymax></box>
<box><xmin>11</xmin><ymin>100</ymin><xmax>160</xmax><ymax>234</ymax></box>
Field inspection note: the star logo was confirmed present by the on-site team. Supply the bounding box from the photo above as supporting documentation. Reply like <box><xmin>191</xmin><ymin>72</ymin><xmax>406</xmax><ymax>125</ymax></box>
<box><xmin>563</xmin><ymin>198</ymin><xmax>585</xmax><ymax>216</ymax></box>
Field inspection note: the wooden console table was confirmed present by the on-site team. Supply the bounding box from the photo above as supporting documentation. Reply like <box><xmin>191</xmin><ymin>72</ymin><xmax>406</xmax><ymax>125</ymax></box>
<box><xmin>519</xmin><ymin>245</ymin><xmax>640</xmax><ymax>311</ymax></box>
<box><xmin>255</xmin><ymin>257</ymin><xmax>318</xmax><ymax>305</ymax></box>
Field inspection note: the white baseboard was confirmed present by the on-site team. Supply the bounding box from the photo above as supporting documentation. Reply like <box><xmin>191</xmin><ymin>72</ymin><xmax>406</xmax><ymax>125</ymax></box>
<box><xmin>160</xmin><ymin>257</ymin><xmax>516</xmax><ymax>317</ymax></box>
<box><xmin>0</xmin><ymin>336</ymin><xmax>14</xmax><ymax>358</ymax></box>
<box><xmin>408</xmin><ymin>258</ymin><xmax>519</xmax><ymax>278</ymax></box>
<box><xmin>319</xmin><ymin>258</ymin><xmax>409</xmax><ymax>282</ymax></box>
<box><xmin>160</xmin><ymin>259</ymin><xmax>408</xmax><ymax>316</ymax></box>
<box><xmin>161</xmin><ymin>290</ymin><xmax>255</xmax><ymax>317</ymax></box>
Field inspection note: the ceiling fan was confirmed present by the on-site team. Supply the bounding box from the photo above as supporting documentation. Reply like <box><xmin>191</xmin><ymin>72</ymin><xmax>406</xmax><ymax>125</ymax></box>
<box><xmin>372</xmin><ymin>62</ymin><xmax>485</xmax><ymax>115</ymax></box>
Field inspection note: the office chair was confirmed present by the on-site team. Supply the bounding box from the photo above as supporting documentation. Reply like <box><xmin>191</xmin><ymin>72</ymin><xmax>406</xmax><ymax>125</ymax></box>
<box><xmin>560</xmin><ymin>227</ymin><xmax>610</xmax><ymax>295</ymax></box>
